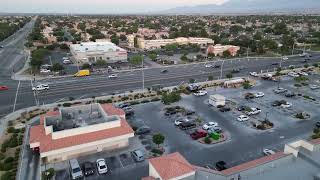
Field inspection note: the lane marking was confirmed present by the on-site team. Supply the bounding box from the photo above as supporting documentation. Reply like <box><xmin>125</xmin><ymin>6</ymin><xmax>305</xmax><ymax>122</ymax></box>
<box><xmin>12</xmin><ymin>80</ymin><xmax>20</xmax><ymax>112</ymax></box>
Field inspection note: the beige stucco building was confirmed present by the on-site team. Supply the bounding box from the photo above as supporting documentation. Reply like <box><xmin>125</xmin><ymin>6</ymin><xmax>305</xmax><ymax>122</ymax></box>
<box><xmin>29</xmin><ymin>103</ymin><xmax>134</xmax><ymax>163</ymax></box>
<box><xmin>137</xmin><ymin>37</ymin><xmax>214</xmax><ymax>50</ymax></box>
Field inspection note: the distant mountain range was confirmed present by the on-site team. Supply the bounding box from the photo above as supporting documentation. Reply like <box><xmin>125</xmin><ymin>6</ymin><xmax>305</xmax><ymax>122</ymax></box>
<box><xmin>158</xmin><ymin>0</ymin><xmax>320</xmax><ymax>15</ymax></box>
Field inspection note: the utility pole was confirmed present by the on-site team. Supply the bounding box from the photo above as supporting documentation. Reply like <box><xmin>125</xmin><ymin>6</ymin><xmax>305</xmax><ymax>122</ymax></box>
<box><xmin>292</xmin><ymin>44</ymin><xmax>295</xmax><ymax>55</ymax></box>
<box><xmin>142</xmin><ymin>56</ymin><xmax>145</xmax><ymax>92</ymax></box>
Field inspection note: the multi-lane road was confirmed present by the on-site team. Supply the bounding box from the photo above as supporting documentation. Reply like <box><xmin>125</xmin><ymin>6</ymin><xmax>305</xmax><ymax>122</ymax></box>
<box><xmin>0</xmin><ymin>20</ymin><xmax>320</xmax><ymax>118</ymax></box>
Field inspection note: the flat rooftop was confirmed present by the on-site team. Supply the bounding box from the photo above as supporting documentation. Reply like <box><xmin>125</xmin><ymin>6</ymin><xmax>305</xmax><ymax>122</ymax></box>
<box><xmin>70</xmin><ymin>41</ymin><xmax>126</xmax><ymax>53</ymax></box>
<box><xmin>45</xmin><ymin>103</ymin><xmax>120</xmax><ymax>132</ymax></box>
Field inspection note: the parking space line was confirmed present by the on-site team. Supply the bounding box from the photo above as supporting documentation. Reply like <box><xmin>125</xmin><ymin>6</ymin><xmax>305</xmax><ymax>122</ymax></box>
<box><xmin>118</xmin><ymin>156</ymin><xmax>124</xmax><ymax>168</ymax></box>
<box><xmin>12</xmin><ymin>80</ymin><xmax>20</xmax><ymax>112</ymax></box>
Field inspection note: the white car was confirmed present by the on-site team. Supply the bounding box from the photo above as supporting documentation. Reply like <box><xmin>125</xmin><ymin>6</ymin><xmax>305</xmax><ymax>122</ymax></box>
<box><xmin>280</xmin><ymin>102</ymin><xmax>292</xmax><ymax>108</ymax></box>
<box><xmin>288</xmin><ymin>72</ymin><xmax>299</xmax><ymax>77</ymax></box>
<box><xmin>237</xmin><ymin>115</ymin><xmax>249</xmax><ymax>122</ymax></box>
<box><xmin>309</xmin><ymin>84</ymin><xmax>320</xmax><ymax>90</ymax></box>
<box><xmin>297</xmin><ymin>71</ymin><xmax>308</xmax><ymax>76</ymax></box>
<box><xmin>62</xmin><ymin>57</ymin><xmax>69</xmax><ymax>60</ymax></box>
<box><xmin>254</xmin><ymin>92</ymin><xmax>264</xmax><ymax>98</ymax></box>
<box><xmin>32</xmin><ymin>84</ymin><xmax>49</xmax><ymax>91</ymax></box>
<box><xmin>63</xmin><ymin>59</ymin><xmax>72</xmax><ymax>64</ymax></box>
<box><xmin>282</xmin><ymin>56</ymin><xmax>288</xmax><ymax>60</ymax></box>
<box><xmin>202</xmin><ymin>122</ymin><xmax>218</xmax><ymax>130</ymax></box>
<box><xmin>205</xmin><ymin>64</ymin><xmax>212</xmax><ymax>68</ymax></box>
<box><xmin>40</xmin><ymin>69</ymin><xmax>51</xmax><ymax>73</ymax></box>
<box><xmin>96</xmin><ymin>159</ymin><xmax>108</xmax><ymax>174</ymax></box>
<box><xmin>245</xmin><ymin>108</ymin><xmax>261</xmax><ymax>116</ymax></box>
<box><xmin>174</xmin><ymin>119</ymin><xmax>189</xmax><ymax>126</ymax></box>
<box><xmin>108</xmin><ymin>74</ymin><xmax>118</xmax><ymax>78</ymax></box>
<box><xmin>249</xmin><ymin>72</ymin><xmax>258</xmax><ymax>77</ymax></box>
<box><xmin>263</xmin><ymin>149</ymin><xmax>275</xmax><ymax>156</ymax></box>
<box><xmin>194</xmin><ymin>90</ymin><xmax>208</xmax><ymax>96</ymax></box>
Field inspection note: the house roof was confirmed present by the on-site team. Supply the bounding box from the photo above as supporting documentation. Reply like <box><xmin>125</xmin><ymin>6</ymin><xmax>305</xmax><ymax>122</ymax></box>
<box><xmin>149</xmin><ymin>152</ymin><xmax>195</xmax><ymax>180</ymax></box>
<box><xmin>221</xmin><ymin>152</ymin><xmax>288</xmax><ymax>175</ymax></box>
<box><xmin>30</xmin><ymin>118</ymin><xmax>134</xmax><ymax>153</ymax></box>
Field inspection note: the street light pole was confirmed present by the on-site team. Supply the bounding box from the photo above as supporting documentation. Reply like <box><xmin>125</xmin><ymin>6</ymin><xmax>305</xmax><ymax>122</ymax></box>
<box><xmin>142</xmin><ymin>56</ymin><xmax>145</xmax><ymax>91</ymax></box>
<box><xmin>220</xmin><ymin>60</ymin><xmax>225</xmax><ymax>79</ymax></box>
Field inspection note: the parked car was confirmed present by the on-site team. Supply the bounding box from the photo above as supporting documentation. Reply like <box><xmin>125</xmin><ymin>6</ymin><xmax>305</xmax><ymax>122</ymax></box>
<box><xmin>202</xmin><ymin>122</ymin><xmax>218</xmax><ymax>130</ymax></box>
<box><xmin>245</xmin><ymin>108</ymin><xmax>261</xmax><ymax>116</ymax></box>
<box><xmin>316</xmin><ymin>121</ymin><xmax>320</xmax><ymax>128</ymax></box>
<box><xmin>263</xmin><ymin>149</ymin><xmax>275</xmax><ymax>156</ymax></box>
<box><xmin>82</xmin><ymin>162</ymin><xmax>94</xmax><ymax>176</ymax></box>
<box><xmin>63</xmin><ymin>59</ymin><xmax>72</xmax><ymax>64</ymax></box>
<box><xmin>273</xmin><ymin>88</ymin><xmax>287</xmax><ymax>94</ymax></box>
<box><xmin>285</xmin><ymin>92</ymin><xmax>296</xmax><ymax>97</ymax></box>
<box><xmin>40</xmin><ymin>69</ymin><xmax>51</xmax><ymax>73</ymax></box>
<box><xmin>297</xmin><ymin>71</ymin><xmax>308</xmax><ymax>76</ymax></box>
<box><xmin>280</xmin><ymin>102</ymin><xmax>292</xmax><ymax>108</ymax></box>
<box><xmin>32</xmin><ymin>84</ymin><xmax>49</xmax><ymax>91</ymax></box>
<box><xmin>179</xmin><ymin>121</ymin><xmax>196</xmax><ymax>130</ymax></box>
<box><xmin>245</xmin><ymin>93</ymin><xmax>255</xmax><ymax>99</ymax></box>
<box><xmin>249</xmin><ymin>72</ymin><xmax>258</xmax><ymax>77</ymax></box>
<box><xmin>174</xmin><ymin>118</ymin><xmax>190</xmax><ymax>126</ymax></box>
<box><xmin>288</xmin><ymin>72</ymin><xmax>299</xmax><ymax>77</ymax></box>
<box><xmin>219</xmin><ymin>106</ymin><xmax>231</xmax><ymax>112</ymax></box>
<box><xmin>184</xmin><ymin>110</ymin><xmax>195</xmax><ymax>116</ymax></box>
<box><xmin>254</xmin><ymin>92</ymin><xmax>264</xmax><ymax>98</ymax></box>
<box><xmin>208</xmin><ymin>126</ymin><xmax>222</xmax><ymax>134</ymax></box>
<box><xmin>282</xmin><ymin>56</ymin><xmax>288</xmax><ymax>60</ymax></box>
<box><xmin>96</xmin><ymin>159</ymin><xmax>108</xmax><ymax>174</ymax></box>
<box><xmin>190</xmin><ymin>129</ymin><xmax>207</xmax><ymax>140</ymax></box>
<box><xmin>272</xmin><ymin>100</ymin><xmax>287</xmax><ymax>107</ymax></box>
<box><xmin>237</xmin><ymin>105</ymin><xmax>248</xmax><ymax>111</ymax></box>
<box><xmin>215</xmin><ymin>161</ymin><xmax>227</xmax><ymax>171</ymax></box>
<box><xmin>69</xmin><ymin>159</ymin><xmax>83</xmax><ymax>180</ymax></box>
<box><xmin>309</xmin><ymin>84</ymin><xmax>320</xmax><ymax>90</ymax></box>
<box><xmin>135</xmin><ymin>126</ymin><xmax>151</xmax><ymax>135</ymax></box>
<box><xmin>0</xmin><ymin>86</ymin><xmax>9</xmax><ymax>91</ymax></box>
<box><xmin>194</xmin><ymin>90</ymin><xmax>208</xmax><ymax>96</ymax></box>
<box><xmin>118</xmin><ymin>103</ymin><xmax>130</xmax><ymax>109</ymax></box>
<box><xmin>108</xmin><ymin>74</ymin><xmax>118</xmax><ymax>78</ymax></box>
<box><xmin>237</xmin><ymin>115</ymin><xmax>250</xmax><ymax>122</ymax></box>
<box><xmin>131</xmin><ymin>150</ymin><xmax>144</xmax><ymax>162</ymax></box>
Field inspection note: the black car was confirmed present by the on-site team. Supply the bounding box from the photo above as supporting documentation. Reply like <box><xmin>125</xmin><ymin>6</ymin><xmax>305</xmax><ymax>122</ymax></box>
<box><xmin>0</xmin><ymin>45</ymin><xmax>3</xmax><ymax>48</ymax></box>
<box><xmin>272</xmin><ymin>62</ymin><xmax>279</xmax><ymax>65</ymax></box>
<box><xmin>237</xmin><ymin>105</ymin><xmax>247</xmax><ymax>111</ymax></box>
<box><xmin>245</xmin><ymin>93</ymin><xmax>255</xmax><ymax>99</ymax></box>
<box><xmin>135</xmin><ymin>126</ymin><xmax>151</xmax><ymax>135</ymax></box>
<box><xmin>231</xmin><ymin>69</ymin><xmax>240</xmax><ymax>73</ymax></box>
<box><xmin>161</xmin><ymin>69</ymin><xmax>168</xmax><ymax>73</ymax></box>
<box><xmin>285</xmin><ymin>92</ymin><xmax>296</xmax><ymax>97</ymax></box>
<box><xmin>82</xmin><ymin>162</ymin><xmax>95</xmax><ymax>176</ymax></box>
<box><xmin>118</xmin><ymin>103</ymin><xmax>130</xmax><ymax>109</ymax></box>
<box><xmin>272</xmin><ymin>100</ymin><xmax>286</xmax><ymax>107</ymax></box>
<box><xmin>219</xmin><ymin>107</ymin><xmax>231</xmax><ymax>112</ymax></box>
<box><xmin>215</xmin><ymin>161</ymin><xmax>227</xmax><ymax>171</ymax></box>
<box><xmin>213</xmin><ymin>65</ymin><xmax>221</xmax><ymax>68</ymax></box>
<box><xmin>185</xmin><ymin>110</ymin><xmax>195</xmax><ymax>116</ymax></box>
<box><xmin>316</xmin><ymin>121</ymin><xmax>320</xmax><ymax>128</ymax></box>
<box><xmin>179</xmin><ymin>121</ymin><xmax>196</xmax><ymax>130</ymax></box>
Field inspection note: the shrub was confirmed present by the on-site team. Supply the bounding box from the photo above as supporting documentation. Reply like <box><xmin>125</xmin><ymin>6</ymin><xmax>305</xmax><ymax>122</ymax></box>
<box><xmin>204</xmin><ymin>137</ymin><xmax>212</xmax><ymax>144</ymax></box>
<box><xmin>121</xmin><ymin>96</ymin><xmax>129</xmax><ymax>101</ymax></box>
<box><xmin>4</xmin><ymin>157</ymin><xmax>14</xmax><ymax>163</ymax></box>
<box><xmin>1</xmin><ymin>171</ymin><xmax>15</xmax><ymax>180</ymax></box>
<box><xmin>257</xmin><ymin>124</ymin><xmax>266</xmax><ymax>130</ymax></box>
<box><xmin>7</xmin><ymin>127</ymin><xmax>15</xmax><ymax>133</ymax></box>
<box><xmin>42</xmin><ymin>168</ymin><xmax>55</xmax><ymax>180</ymax></box>
<box><xmin>314</xmin><ymin>128</ymin><xmax>320</xmax><ymax>134</ymax></box>
<box><xmin>129</xmin><ymin>101</ymin><xmax>140</xmax><ymax>105</ymax></box>
<box><xmin>151</xmin><ymin>97</ymin><xmax>160</xmax><ymax>102</ymax></box>
<box><xmin>140</xmin><ymin>99</ymin><xmax>150</xmax><ymax>104</ymax></box>
<box><xmin>311</xmin><ymin>134</ymin><xmax>320</xmax><ymax>139</ymax></box>
<box><xmin>62</xmin><ymin>103</ymin><xmax>72</xmax><ymax>107</ymax></box>
<box><xmin>151</xmin><ymin>148</ymin><xmax>163</xmax><ymax>155</ymax></box>
<box><xmin>0</xmin><ymin>152</ymin><xmax>5</xmax><ymax>160</ymax></box>
<box><xmin>295</xmin><ymin>113</ymin><xmax>305</xmax><ymax>119</ymax></box>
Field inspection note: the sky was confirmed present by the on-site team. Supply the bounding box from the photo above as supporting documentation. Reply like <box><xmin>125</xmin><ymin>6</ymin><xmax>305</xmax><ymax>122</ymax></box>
<box><xmin>0</xmin><ymin>0</ymin><xmax>229</xmax><ymax>14</ymax></box>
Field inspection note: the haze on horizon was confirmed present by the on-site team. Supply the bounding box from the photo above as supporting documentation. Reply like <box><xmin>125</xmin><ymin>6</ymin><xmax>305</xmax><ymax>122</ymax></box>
<box><xmin>0</xmin><ymin>0</ymin><xmax>229</xmax><ymax>14</ymax></box>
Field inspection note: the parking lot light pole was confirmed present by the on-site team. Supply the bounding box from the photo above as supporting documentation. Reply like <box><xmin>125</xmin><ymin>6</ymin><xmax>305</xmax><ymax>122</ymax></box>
<box><xmin>142</xmin><ymin>56</ymin><xmax>145</xmax><ymax>92</ymax></box>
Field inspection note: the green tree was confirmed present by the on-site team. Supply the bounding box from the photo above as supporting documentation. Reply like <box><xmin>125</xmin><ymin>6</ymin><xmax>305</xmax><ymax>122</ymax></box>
<box><xmin>148</xmin><ymin>53</ymin><xmax>157</xmax><ymax>61</ymax></box>
<box><xmin>208</xmin><ymin>75</ymin><xmax>214</xmax><ymax>81</ymax></box>
<box><xmin>165</xmin><ymin>43</ymin><xmax>178</xmax><ymax>51</ymax></box>
<box><xmin>82</xmin><ymin>63</ymin><xmax>90</xmax><ymax>69</ymax></box>
<box><xmin>51</xmin><ymin>63</ymin><xmax>64</xmax><ymax>72</ymax></box>
<box><xmin>189</xmin><ymin>78</ymin><xmax>195</xmax><ymax>83</ymax></box>
<box><xmin>134</xmin><ymin>36</ymin><xmax>139</xmax><ymax>48</ymax></box>
<box><xmin>161</xmin><ymin>92</ymin><xmax>181</xmax><ymax>105</ymax></box>
<box><xmin>111</xmin><ymin>35</ymin><xmax>120</xmax><ymax>45</ymax></box>
<box><xmin>129</xmin><ymin>55</ymin><xmax>143</xmax><ymax>65</ymax></box>
<box><xmin>153</xmin><ymin>133</ymin><xmax>165</xmax><ymax>148</ymax></box>
<box><xmin>226</xmin><ymin>73</ymin><xmax>233</xmax><ymax>79</ymax></box>
<box><xmin>96</xmin><ymin>59</ymin><xmax>107</xmax><ymax>67</ymax></box>
<box><xmin>222</xmin><ymin>50</ymin><xmax>231</xmax><ymax>58</ymax></box>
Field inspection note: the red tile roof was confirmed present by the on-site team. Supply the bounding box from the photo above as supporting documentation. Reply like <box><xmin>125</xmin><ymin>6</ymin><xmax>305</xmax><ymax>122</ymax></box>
<box><xmin>310</xmin><ymin>138</ymin><xmax>320</xmax><ymax>145</ymax></box>
<box><xmin>40</xmin><ymin>111</ymin><xmax>60</xmax><ymax>125</ymax></box>
<box><xmin>141</xmin><ymin>176</ymin><xmax>157</xmax><ymax>180</ymax></box>
<box><xmin>149</xmin><ymin>152</ymin><xmax>195</xmax><ymax>180</ymax></box>
<box><xmin>30</xmin><ymin>118</ymin><xmax>133</xmax><ymax>153</ymax></box>
<box><xmin>221</xmin><ymin>152</ymin><xmax>288</xmax><ymax>175</ymax></box>
<box><xmin>100</xmin><ymin>104</ymin><xmax>125</xmax><ymax>116</ymax></box>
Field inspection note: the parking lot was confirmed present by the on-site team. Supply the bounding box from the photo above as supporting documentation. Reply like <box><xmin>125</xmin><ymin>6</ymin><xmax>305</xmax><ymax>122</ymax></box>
<box><xmin>52</xmin><ymin>72</ymin><xmax>319</xmax><ymax>180</ymax></box>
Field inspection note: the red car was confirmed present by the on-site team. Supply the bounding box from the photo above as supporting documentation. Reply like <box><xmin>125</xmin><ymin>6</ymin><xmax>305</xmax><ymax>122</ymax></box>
<box><xmin>190</xmin><ymin>130</ymin><xmax>207</xmax><ymax>140</ymax></box>
<box><xmin>0</xmin><ymin>86</ymin><xmax>9</xmax><ymax>91</ymax></box>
